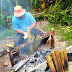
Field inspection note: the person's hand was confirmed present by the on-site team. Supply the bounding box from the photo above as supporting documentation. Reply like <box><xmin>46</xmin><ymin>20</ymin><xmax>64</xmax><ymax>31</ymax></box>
<box><xmin>27</xmin><ymin>27</ymin><xmax>31</xmax><ymax>30</ymax></box>
<box><xmin>23</xmin><ymin>32</ymin><xmax>28</xmax><ymax>39</ymax></box>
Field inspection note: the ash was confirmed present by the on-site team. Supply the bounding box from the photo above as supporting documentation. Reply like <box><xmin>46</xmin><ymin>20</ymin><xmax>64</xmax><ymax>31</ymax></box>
<box><xmin>21</xmin><ymin>49</ymin><xmax>52</xmax><ymax>72</ymax></box>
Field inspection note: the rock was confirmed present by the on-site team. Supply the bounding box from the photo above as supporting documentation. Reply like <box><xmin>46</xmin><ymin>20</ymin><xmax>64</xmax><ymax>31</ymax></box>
<box><xmin>4</xmin><ymin>62</ymin><xmax>8</xmax><ymax>67</ymax></box>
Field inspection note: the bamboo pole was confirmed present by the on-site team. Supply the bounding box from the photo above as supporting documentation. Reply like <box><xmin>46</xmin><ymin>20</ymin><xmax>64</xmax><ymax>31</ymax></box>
<box><xmin>27</xmin><ymin>30</ymin><xmax>31</xmax><ymax>42</ymax></box>
<box><xmin>27</xmin><ymin>30</ymin><xmax>35</xmax><ymax>54</ymax></box>
<box><xmin>34</xmin><ymin>34</ymin><xmax>42</xmax><ymax>52</ymax></box>
<box><xmin>54</xmin><ymin>49</ymin><xmax>64</xmax><ymax>72</ymax></box>
<box><xmin>63</xmin><ymin>48</ymin><xmax>69</xmax><ymax>72</ymax></box>
<box><xmin>51</xmin><ymin>51</ymin><xmax>59</xmax><ymax>72</ymax></box>
<box><xmin>28</xmin><ymin>36</ymin><xmax>35</xmax><ymax>55</ymax></box>
<box><xmin>60</xmin><ymin>50</ymin><xmax>65</xmax><ymax>70</ymax></box>
<box><xmin>45</xmin><ymin>55</ymin><xmax>56</xmax><ymax>72</ymax></box>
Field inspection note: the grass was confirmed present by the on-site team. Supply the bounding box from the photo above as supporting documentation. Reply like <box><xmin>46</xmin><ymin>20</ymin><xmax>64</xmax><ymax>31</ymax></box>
<box><xmin>0</xmin><ymin>28</ymin><xmax>16</xmax><ymax>40</ymax></box>
<box><xmin>43</xmin><ymin>23</ymin><xmax>72</xmax><ymax>46</ymax></box>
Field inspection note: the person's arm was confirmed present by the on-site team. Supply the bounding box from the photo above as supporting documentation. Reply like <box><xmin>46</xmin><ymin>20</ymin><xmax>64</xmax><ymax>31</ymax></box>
<box><xmin>16</xmin><ymin>29</ymin><xmax>28</xmax><ymax>39</ymax></box>
<box><xmin>16</xmin><ymin>29</ymin><xmax>25</xmax><ymax>34</ymax></box>
<box><xmin>27</xmin><ymin>22</ymin><xmax>37</xmax><ymax>30</ymax></box>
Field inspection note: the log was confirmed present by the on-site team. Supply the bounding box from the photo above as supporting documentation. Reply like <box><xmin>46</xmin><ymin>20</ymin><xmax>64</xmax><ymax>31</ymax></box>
<box><xmin>63</xmin><ymin>48</ymin><xmax>69</xmax><ymax>72</ymax></box>
<box><xmin>45</xmin><ymin>55</ymin><xmax>56</xmax><ymax>72</ymax></box>
<box><xmin>54</xmin><ymin>49</ymin><xmax>64</xmax><ymax>72</ymax></box>
<box><xmin>51</xmin><ymin>51</ymin><xmax>59</xmax><ymax>72</ymax></box>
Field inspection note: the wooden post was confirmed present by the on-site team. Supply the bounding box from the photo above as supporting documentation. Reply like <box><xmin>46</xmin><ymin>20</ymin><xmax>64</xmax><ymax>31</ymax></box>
<box><xmin>51</xmin><ymin>51</ymin><xmax>59</xmax><ymax>72</ymax></box>
<box><xmin>60</xmin><ymin>50</ymin><xmax>65</xmax><ymax>70</ymax></box>
<box><xmin>34</xmin><ymin>34</ymin><xmax>42</xmax><ymax>52</ymax></box>
<box><xmin>63</xmin><ymin>48</ymin><xmax>69</xmax><ymax>72</ymax></box>
<box><xmin>54</xmin><ymin>49</ymin><xmax>64</xmax><ymax>72</ymax></box>
<box><xmin>45</xmin><ymin>55</ymin><xmax>56</xmax><ymax>72</ymax></box>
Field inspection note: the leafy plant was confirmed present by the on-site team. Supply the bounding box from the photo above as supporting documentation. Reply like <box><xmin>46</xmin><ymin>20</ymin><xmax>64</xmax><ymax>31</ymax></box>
<box><xmin>34</xmin><ymin>0</ymin><xmax>72</xmax><ymax>26</ymax></box>
<box><xmin>66</xmin><ymin>26</ymin><xmax>72</xmax><ymax>33</ymax></box>
<box><xmin>0</xmin><ymin>13</ymin><xmax>13</xmax><ymax>27</ymax></box>
<box><xmin>31</xmin><ymin>0</ymin><xmax>42</xmax><ymax>9</ymax></box>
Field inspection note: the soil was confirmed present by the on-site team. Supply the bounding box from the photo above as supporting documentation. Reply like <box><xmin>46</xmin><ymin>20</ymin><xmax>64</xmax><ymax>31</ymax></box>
<box><xmin>0</xmin><ymin>53</ymin><xmax>12</xmax><ymax>72</ymax></box>
<box><xmin>0</xmin><ymin>21</ymin><xmax>72</xmax><ymax>72</ymax></box>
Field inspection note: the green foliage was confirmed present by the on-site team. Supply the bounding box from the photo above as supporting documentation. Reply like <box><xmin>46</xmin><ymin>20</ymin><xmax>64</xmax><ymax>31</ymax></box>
<box><xmin>31</xmin><ymin>0</ymin><xmax>42</xmax><ymax>9</ymax></box>
<box><xmin>0</xmin><ymin>13</ymin><xmax>13</xmax><ymax>27</ymax></box>
<box><xmin>56</xmin><ymin>25</ymin><xmax>72</xmax><ymax>46</ymax></box>
<box><xmin>62</xmin><ymin>0</ymin><xmax>72</xmax><ymax>9</ymax></box>
<box><xmin>44</xmin><ymin>23</ymin><xmax>72</xmax><ymax>46</ymax></box>
<box><xmin>0</xmin><ymin>14</ymin><xmax>6</xmax><ymax>26</ymax></box>
<box><xmin>7</xmin><ymin>15</ymin><xmax>13</xmax><ymax>18</ymax></box>
<box><xmin>17</xmin><ymin>0</ymin><xmax>25</xmax><ymax>8</ymax></box>
<box><xmin>35</xmin><ymin>0</ymin><xmax>72</xmax><ymax>26</ymax></box>
<box><xmin>66</xmin><ymin>26</ymin><xmax>72</xmax><ymax>33</ymax></box>
<box><xmin>31</xmin><ymin>8</ymin><xmax>35</xmax><ymax>14</ymax></box>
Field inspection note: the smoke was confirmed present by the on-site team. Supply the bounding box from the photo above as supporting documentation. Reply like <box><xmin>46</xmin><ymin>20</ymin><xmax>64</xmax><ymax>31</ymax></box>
<box><xmin>0</xmin><ymin>0</ymin><xmax>31</xmax><ymax>16</ymax></box>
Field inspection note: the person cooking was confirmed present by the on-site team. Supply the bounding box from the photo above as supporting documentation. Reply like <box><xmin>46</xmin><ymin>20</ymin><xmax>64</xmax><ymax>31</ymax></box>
<box><xmin>12</xmin><ymin>5</ymin><xmax>43</xmax><ymax>47</ymax></box>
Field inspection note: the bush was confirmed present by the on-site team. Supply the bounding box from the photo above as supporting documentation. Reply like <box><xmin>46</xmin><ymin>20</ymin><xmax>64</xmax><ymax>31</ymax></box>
<box><xmin>0</xmin><ymin>13</ymin><xmax>13</xmax><ymax>28</ymax></box>
<box><xmin>33</xmin><ymin>0</ymin><xmax>72</xmax><ymax>26</ymax></box>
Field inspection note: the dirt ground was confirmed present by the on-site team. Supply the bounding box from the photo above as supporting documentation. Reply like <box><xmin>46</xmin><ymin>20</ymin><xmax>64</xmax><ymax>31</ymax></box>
<box><xmin>0</xmin><ymin>53</ymin><xmax>12</xmax><ymax>72</ymax></box>
<box><xmin>0</xmin><ymin>21</ymin><xmax>72</xmax><ymax>72</ymax></box>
